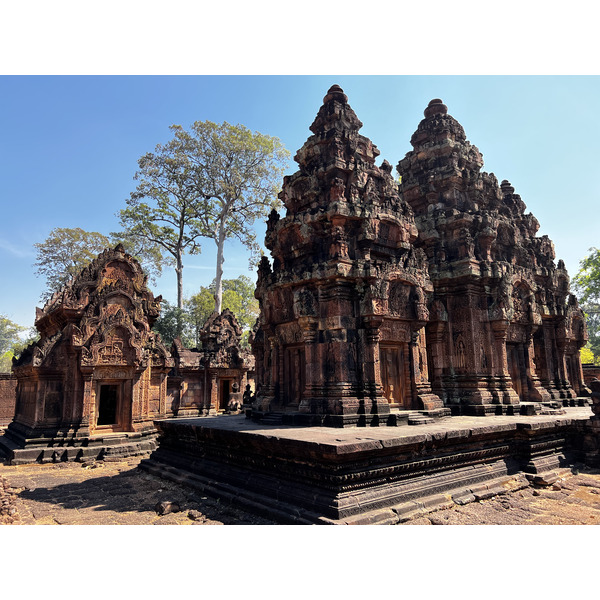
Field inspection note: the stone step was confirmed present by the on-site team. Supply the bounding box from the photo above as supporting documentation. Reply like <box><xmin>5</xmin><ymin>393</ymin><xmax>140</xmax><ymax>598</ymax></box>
<box><xmin>260</xmin><ymin>414</ymin><xmax>284</xmax><ymax>425</ymax></box>
<box><xmin>407</xmin><ymin>415</ymin><xmax>435</xmax><ymax>426</ymax></box>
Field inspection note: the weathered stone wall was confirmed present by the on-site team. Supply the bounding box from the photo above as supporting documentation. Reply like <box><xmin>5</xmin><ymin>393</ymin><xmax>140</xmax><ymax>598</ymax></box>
<box><xmin>582</xmin><ymin>364</ymin><xmax>600</xmax><ymax>386</ymax></box>
<box><xmin>0</xmin><ymin>244</ymin><xmax>173</xmax><ymax>463</ymax></box>
<box><xmin>0</xmin><ymin>374</ymin><xmax>17</xmax><ymax>428</ymax></box>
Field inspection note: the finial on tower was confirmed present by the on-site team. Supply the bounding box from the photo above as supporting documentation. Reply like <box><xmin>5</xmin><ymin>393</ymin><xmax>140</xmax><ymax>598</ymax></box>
<box><xmin>424</xmin><ymin>98</ymin><xmax>448</xmax><ymax>118</ymax></box>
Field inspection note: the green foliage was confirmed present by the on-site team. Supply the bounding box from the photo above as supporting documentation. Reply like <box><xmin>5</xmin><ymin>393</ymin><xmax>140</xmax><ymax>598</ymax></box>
<box><xmin>34</xmin><ymin>228</ymin><xmax>110</xmax><ymax>300</ymax></box>
<box><xmin>0</xmin><ymin>315</ymin><xmax>25</xmax><ymax>355</ymax></box>
<box><xmin>33</xmin><ymin>227</ymin><xmax>168</xmax><ymax>301</ymax></box>
<box><xmin>0</xmin><ymin>351</ymin><xmax>13</xmax><ymax>373</ymax></box>
<box><xmin>118</xmin><ymin>133</ymin><xmax>209</xmax><ymax>309</ymax></box>
<box><xmin>210</xmin><ymin>275</ymin><xmax>258</xmax><ymax>331</ymax></box>
<box><xmin>573</xmin><ymin>247</ymin><xmax>600</xmax><ymax>304</ymax></box>
<box><xmin>573</xmin><ymin>247</ymin><xmax>600</xmax><ymax>363</ymax></box>
<box><xmin>158</xmin><ymin>275</ymin><xmax>258</xmax><ymax>349</ymax></box>
<box><xmin>168</xmin><ymin>121</ymin><xmax>289</xmax><ymax>313</ymax></box>
<box><xmin>0</xmin><ymin>315</ymin><xmax>29</xmax><ymax>373</ymax></box>
<box><xmin>580</xmin><ymin>346</ymin><xmax>596</xmax><ymax>365</ymax></box>
<box><xmin>152</xmin><ymin>301</ymin><xmax>194</xmax><ymax>349</ymax></box>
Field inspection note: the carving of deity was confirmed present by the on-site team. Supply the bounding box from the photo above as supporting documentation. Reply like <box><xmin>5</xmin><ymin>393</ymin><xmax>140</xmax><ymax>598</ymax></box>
<box><xmin>330</xmin><ymin>225</ymin><xmax>349</xmax><ymax>259</ymax></box>
<box><xmin>329</xmin><ymin>177</ymin><xmax>346</xmax><ymax>202</ymax></box>
<box><xmin>455</xmin><ymin>338</ymin><xmax>466</xmax><ymax>370</ymax></box>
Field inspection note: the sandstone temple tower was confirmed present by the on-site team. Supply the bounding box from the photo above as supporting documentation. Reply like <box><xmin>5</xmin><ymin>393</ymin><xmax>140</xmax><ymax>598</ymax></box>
<box><xmin>398</xmin><ymin>98</ymin><xmax>589</xmax><ymax>414</ymax></box>
<box><xmin>252</xmin><ymin>88</ymin><xmax>589</xmax><ymax>425</ymax></box>
<box><xmin>252</xmin><ymin>85</ymin><xmax>443</xmax><ymax>426</ymax></box>
<box><xmin>0</xmin><ymin>244</ymin><xmax>172</xmax><ymax>463</ymax></box>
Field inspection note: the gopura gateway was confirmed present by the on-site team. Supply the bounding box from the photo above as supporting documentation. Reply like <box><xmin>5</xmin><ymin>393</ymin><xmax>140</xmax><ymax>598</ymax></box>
<box><xmin>0</xmin><ymin>245</ymin><xmax>252</xmax><ymax>463</ymax></box>
<box><xmin>250</xmin><ymin>86</ymin><xmax>589</xmax><ymax>426</ymax></box>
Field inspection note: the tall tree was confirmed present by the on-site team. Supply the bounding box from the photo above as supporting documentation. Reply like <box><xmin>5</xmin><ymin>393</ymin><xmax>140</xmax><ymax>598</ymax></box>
<box><xmin>171</xmin><ymin>121</ymin><xmax>289</xmax><ymax>314</ymax></box>
<box><xmin>118</xmin><ymin>140</ymin><xmax>207</xmax><ymax>310</ymax></box>
<box><xmin>573</xmin><ymin>247</ymin><xmax>600</xmax><ymax>362</ymax></box>
<box><xmin>33</xmin><ymin>228</ymin><xmax>110</xmax><ymax>300</ymax></box>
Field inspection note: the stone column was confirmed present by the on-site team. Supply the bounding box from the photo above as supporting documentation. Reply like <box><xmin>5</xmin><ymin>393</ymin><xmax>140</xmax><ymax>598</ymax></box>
<box><xmin>425</xmin><ymin>322</ymin><xmax>446</xmax><ymax>396</ymax></box>
<box><xmin>525</xmin><ymin>332</ymin><xmax>551</xmax><ymax>402</ymax></box>
<box><xmin>542</xmin><ymin>323</ymin><xmax>561</xmax><ymax>399</ymax></box>
<box><xmin>362</xmin><ymin>317</ymin><xmax>388</xmax><ymax>417</ymax></box>
<box><xmin>491</xmin><ymin>320</ymin><xmax>520</xmax><ymax>405</ymax></box>
<box><xmin>159</xmin><ymin>373</ymin><xmax>167</xmax><ymax>416</ymax></box>
<box><xmin>209</xmin><ymin>373</ymin><xmax>218</xmax><ymax>414</ymax></box>
<box><xmin>556</xmin><ymin>336</ymin><xmax>577</xmax><ymax>400</ymax></box>
<box><xmin>298</xmin><ymin>317</ymin><xmax>318</xmax><ymax>414</ymax></box>
<box><xmin>411</xmin><ymin>326</ymin><xmax>444</xmax><ymax>410</ymax></box>
<box><xmin>80</xmin><ymin>372</ymin><xmax>94</xmax><ymax>435</ymax></box>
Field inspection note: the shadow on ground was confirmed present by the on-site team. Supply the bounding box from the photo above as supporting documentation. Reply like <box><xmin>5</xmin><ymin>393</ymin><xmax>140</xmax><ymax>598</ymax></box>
<box><xmin>2</xmin><ymin>459</ymin><xmax>276</xmax><ymax>525</ymax></box>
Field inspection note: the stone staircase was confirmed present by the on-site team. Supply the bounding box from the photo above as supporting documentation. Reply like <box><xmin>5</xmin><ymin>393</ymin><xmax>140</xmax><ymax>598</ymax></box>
<box><xmin>258</xmin><ymin>413</ymin><xmax>285</xmax><ymax>426</ymax></box>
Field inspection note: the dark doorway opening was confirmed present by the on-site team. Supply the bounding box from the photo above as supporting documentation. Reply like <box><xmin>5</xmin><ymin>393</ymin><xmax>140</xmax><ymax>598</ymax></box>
<box><xmin>98</xmin><ymin>384</ymin><xmax>119</xmax><ymax>426</ymax></box>
<box><xmin>220</xmin><ymin>379</ymin><xmax>231</xmax><ymax>411</ymax></box>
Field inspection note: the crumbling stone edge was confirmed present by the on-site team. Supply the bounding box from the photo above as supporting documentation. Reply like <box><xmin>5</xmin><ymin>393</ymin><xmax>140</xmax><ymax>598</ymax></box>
<box><xmin>0</xmin><ymin>474</ymin><xmax>19</xmax><ymax>524</ymax></box>
<box><xmin>139</xmin><ymin>459</ymin><xmax>578</xmax><ymax>526</ymax></box>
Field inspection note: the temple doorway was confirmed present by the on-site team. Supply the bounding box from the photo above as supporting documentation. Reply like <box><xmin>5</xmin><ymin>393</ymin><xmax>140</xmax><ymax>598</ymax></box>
<box><xmin>219</xmin><ymin>379</ymin><xmax>232</xmax><ymax>411</ymax></box>
<box><xmin>507</xmin><ymin>343</ymin><xmax>525</xmax><ymax>400</ymax></box>
<box><xmin>283</xmin><ymin>346</ymin><xmax>305</xmax><ymax>407</ymax></box>
<box><xmin>97</xmin><ymin>384</ymin><xmax>119</xmax><ymax>427</ymax></box>
<box><xmin>380</xmin><ymin>345</ymin><xmax>410</xmax><ymax>409</ymax></box>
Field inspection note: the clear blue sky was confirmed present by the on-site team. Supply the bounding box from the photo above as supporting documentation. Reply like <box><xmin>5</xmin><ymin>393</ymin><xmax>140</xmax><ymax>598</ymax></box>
<box><xmin>1</xmin><ymin>75</ymin><xmax>600</xmax><ymax>329</ymax></box>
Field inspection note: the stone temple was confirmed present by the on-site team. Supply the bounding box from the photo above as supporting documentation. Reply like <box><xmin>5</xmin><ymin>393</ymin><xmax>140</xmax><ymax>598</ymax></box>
<box><xmin>0</xmin><ymin>244</ymin><xmax>255</xmax><ymax>464</ymax></box>
<box><xmin>0</xmin><ymin>245</ymin><xmax>173</xmax><ymax>463</ymax></box>
<box><xmin>1</xmin><ymin>85</ymin><xmax>597</xmax><ymax>525</ymax></box>
<box><xmin>250</xmin><ymin>87</ymin><xmax>589</xmax><ymax>426</ymax></box>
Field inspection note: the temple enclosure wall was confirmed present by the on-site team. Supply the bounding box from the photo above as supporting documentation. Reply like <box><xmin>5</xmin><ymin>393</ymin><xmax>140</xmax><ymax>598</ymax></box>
<box><xmin>0</xmin><ymin>374</ymin><xmax>17</xmax><ymax>428</ymax></box>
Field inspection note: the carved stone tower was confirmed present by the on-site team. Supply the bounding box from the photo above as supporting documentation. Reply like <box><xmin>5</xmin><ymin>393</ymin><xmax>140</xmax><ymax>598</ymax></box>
<box><xmin>398</xmin><ymin>99</ymin><xmax>589</xmax><ymax>413</ymax></box>
<box><xmin>252</xmin><ymin>86</ymin><xmax>442</xmax><ymax>426</ymax></box>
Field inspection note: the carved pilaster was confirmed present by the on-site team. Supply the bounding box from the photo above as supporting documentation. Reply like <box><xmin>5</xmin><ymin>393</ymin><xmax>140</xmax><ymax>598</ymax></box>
<box><xmin>491</xmin><ymin>320</ymin><xmax>520</xmax><ymax>405</ymax></box>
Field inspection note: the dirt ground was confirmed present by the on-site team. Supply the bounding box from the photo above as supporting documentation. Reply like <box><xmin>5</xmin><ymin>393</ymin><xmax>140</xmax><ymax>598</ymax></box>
<box><xmin>0</xmin><ymin>457</ymin><xmax>275</xmax><ymax>525</ymax></box>
<box><xmin>2</xmin><ymin>456</ymin><xmax>600</xmax><ymax>525</ymax></box>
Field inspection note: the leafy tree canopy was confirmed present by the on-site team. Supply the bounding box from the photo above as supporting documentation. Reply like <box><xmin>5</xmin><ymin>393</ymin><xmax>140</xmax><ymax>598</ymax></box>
<box><xmin>0</xmin><ymin>314</ymin><xmax>25</xmax><ymax>355</ymax></box>
<box><xmin>169</xmin><ymin>121</ymin><xmax>289</xmax><ymax>314</ymax></box>
<box><xmin>117</xmin><ymin>135</ymin><xmax>208</xmax><ymax>311</ymax></box>
<box><xmin>152</xmin><ymin>301</ymin><xmax>194</xmax><ymax>349</ymax></box>
<box><xmin>33</xmin><ymin>227</ymin><xmax>168</xmax><ymax>302</ymax></box>
<box><xmin>155</xmin><ymin>275</ymin><xmax>258</xmax><ymax>349</ymax></box>
<box><xmin>0</xmin><ymin>315</ymin><xmax>31</xmax><ymax>373</ymax></box>
<box><xmin>34</xmin><ymin>228</ymin><xmax>110</xmax><ymax>300</ymax></box>
<box><xmin>573</xmin><ymin>247</ymin><xmax>600</xmax><ymax>362</ymax></box>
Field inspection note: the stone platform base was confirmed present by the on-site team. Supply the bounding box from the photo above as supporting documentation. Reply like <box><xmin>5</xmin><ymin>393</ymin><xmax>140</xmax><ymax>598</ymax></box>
<box><xmin>0</xmin><ymin>429</ymin><xmax>158</xmax><ymax>465</ymax></box>
<box><xmin>453</xmin><ymin>399</ymin><xmax>582</xmax><ymax>417</ymax></box>
<box><xmin>140</xmin><ymin>407</ymin><xmax>592</xmax><ymax>524</ymax></box>
<box><xmin>251</xmin><ymin>407</ymin><xmax>452</xmax><ymax>428</ymax></box>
